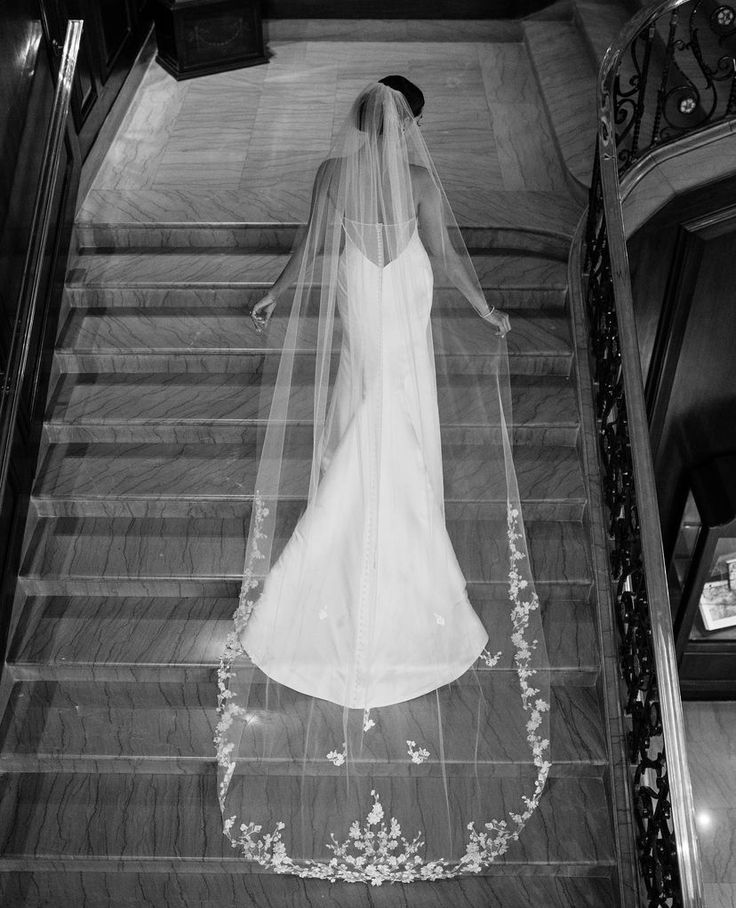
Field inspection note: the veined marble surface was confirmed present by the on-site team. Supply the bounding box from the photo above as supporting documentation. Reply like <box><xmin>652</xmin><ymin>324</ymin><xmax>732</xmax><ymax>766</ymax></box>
<box><xmin>0</xmin><ymin>872</ymin><xmax>619</xmax><ymax>908</ymax></box>
<box><xmin>79</xmin><ymin>39</ymin><xmax>585</xmax><ymax>230</ymax></box>
<box><xmin>684</xmin><ymin>701</ymin><xmax>736</xmax><ymax>906</ymax></box>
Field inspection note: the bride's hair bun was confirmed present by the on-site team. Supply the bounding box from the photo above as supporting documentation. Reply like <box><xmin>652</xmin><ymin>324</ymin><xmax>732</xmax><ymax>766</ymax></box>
<box><xmin>355</xmin><ymin>76</ymin><xmax>424</xmax><ymax>134</ymax></box>
<box><xmin>378</xmin><ymin>75</ymin><xmax>424</xmax><ymax>117</ymax></box>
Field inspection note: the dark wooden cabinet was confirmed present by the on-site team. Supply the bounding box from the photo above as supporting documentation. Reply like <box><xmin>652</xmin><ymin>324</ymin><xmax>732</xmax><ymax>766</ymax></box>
<box><xmin>152</xmin><ymin>0</ymin><xmax>267</xmax><ymax>80</ymax></box>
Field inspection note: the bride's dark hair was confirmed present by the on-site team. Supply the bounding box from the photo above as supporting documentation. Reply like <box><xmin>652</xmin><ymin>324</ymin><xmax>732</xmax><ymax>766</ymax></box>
<box><xmin>378</xmin><ymin>74</ymin><xmax>424</xmax><ymax>116</ymax></box>
<box><xmin>356</xmin><ymin>75</ymin><xmax>424</xmax><ymax>134</ymax></box>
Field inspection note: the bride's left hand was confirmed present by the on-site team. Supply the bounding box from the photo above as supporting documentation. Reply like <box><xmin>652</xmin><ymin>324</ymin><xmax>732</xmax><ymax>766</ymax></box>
<box><xmin>251</xmin><ymin>292</ymin><xmax>277</xmax><ymax>334</ymax></box>
<box><xmin>483</xmin><ymin>308</ymin><xmax>511</xmax><ymax>337</ymax></box>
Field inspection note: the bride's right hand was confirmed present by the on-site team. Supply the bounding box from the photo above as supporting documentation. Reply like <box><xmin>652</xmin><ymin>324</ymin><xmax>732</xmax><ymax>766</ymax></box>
<box><xmin>483</xmin><ymin>308</ymin><xmax>511</xmax><ymax>337</ymax></box>
<box><xmin>251</xmin><ymin>292</ymin><xmax>277</xmax><ymax>334</ymax></box>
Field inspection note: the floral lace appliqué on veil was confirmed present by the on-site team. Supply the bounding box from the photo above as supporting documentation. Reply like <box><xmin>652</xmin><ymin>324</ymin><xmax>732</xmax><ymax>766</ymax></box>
<box><xmin>214</xmin><ymin>502</ymin><xmax>550</xmax><ymax>885</ymax></box>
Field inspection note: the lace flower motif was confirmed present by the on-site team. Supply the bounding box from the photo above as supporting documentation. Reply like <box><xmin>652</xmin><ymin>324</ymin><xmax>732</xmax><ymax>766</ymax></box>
<box><xmin>363</xmin><ymin>709</ymin><xmax>375</xmax><ymax>732</ymax></box>
<box><xmin>326</xmin><ymin>743</ymin><xmax>347</xmax><ymax>767</ymax></box>
<box><xmin>479</xmin><ymin>648</ymin><xmax>503</xmax><ymax>667</ymax></box>
<box><xmin>406</xmin><ymin>740</ymin><xmax>430</xmax><ymax>764</ymax></box>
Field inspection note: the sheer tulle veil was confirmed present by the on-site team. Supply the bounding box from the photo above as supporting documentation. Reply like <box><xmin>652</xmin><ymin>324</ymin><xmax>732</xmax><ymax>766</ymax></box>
<box><xmin>215</xmin><ymin>82</ymin><xmax>551</xmax><ymax>883</ymax></box>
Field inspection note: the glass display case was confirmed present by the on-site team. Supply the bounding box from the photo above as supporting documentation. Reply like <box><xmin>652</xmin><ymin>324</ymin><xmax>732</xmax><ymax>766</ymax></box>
<box><xmin>669</xmin><ymin>452</ymin><xmax>736</xmax><ymax>697</ymax></box>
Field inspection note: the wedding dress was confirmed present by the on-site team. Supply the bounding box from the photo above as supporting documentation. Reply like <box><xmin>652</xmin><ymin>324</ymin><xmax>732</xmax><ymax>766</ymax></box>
<box><xmin>215</xmin><ymin>83</ymin><xmax>550</xmax><ymax>884</ymax></box>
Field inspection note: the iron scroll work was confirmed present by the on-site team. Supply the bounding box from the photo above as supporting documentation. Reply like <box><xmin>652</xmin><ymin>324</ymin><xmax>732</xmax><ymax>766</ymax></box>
<box><xmin>611</xmin><ymin>0</ymin><xmax>736</xmax><ymax>171</ymax></box>
<box><xmin>582</xmin><ymin>1</ymin><xmax>735</xmax><ymax>905</ymax></box>
<box><xmin>585</xmin><ymin>152</ymin><xmax>683</xmax><ymax>906</ymax></box>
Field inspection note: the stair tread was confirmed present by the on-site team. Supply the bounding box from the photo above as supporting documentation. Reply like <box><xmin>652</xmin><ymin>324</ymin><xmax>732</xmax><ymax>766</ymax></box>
<box><xmin>66</xmin><ymin>283</ymin><xmax>568</xmax><ymax>312</ymax></box>
<box><xmin>0</xmin><ymin>679</ymin><xmax>606</xmax><ymax>768</ymax></box>
<box><xmin>0</xmin><ymin>870</ymin><xmax>620</xmax><ymax>908</ymax></box>
<box><xmin>0</xmin><ymin>771</ymin><xmax>616</xmax><ymax>865</ymax></box>
<box><xmin>56</xmin><ymin>308</ymin><xmax>572</xmax><ymax>365</ymax></box>
<box><xmin>70</xmin><ymin>249</ymin><xmax>570</xmax><ymax>289</ymax></box>
<box><xmin>523</xmin><ymin>21</ymin><xmax>598</xmax><ymax>186</ymax></box>
<box><xmin>48</xmin><ymin>372</ymin><xmax>579</xmax><ymax>431</ymax></box>
<box><xmin>19</xmin><ymin>516</ymin><xmax>590</xmax><ymax>589</ymax></box>
<box><xmin>33</xmin><ymin>442</ymin><xmax>586</xmax><ymax>507</ymax></box>
<box><xmin>8</xmin><ymin>595</ymin><xmax>598</xmax><ymax>675</ymax></box>
<box><xmin>76</xmin><ymin>186</ymin><xmax>584</xmax><ymax>240</ymax></box>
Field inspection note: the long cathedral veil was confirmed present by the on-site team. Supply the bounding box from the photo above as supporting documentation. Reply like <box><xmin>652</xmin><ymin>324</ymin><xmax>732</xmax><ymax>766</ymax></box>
<box><xmin>215</xmin><ymin>83</ymin><xmax>551</xmax><ymax>883</ymax></box>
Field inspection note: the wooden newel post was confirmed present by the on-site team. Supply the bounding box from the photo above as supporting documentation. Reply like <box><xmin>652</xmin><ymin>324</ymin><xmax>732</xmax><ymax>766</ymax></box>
<box><xmin>152</xmin><ymin>0</ymin><xmax>268</xmax><ymax>80</ymax></box>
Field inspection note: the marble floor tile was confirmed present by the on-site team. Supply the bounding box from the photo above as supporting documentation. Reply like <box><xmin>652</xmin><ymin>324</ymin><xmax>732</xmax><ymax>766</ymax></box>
<box><xmin>684</xmin><ymin>701</ymin><xmax>736</xmax><ymax>807</ymax></box>
<box><xmin>684</xmin><ymin>700</ymin><xmax>736</xmax><ymax>895</ymax></box>
<box><xmin>522</xmin><ymin>22</ymin><xmax>598</xmax><ymax>186</ymax></box>
<box><xmin>703</xmin><ymin>883</ymin><xmax>736</xmax><ymax>908</ymax></box>
<box><xmin>81</xmin><ymin>35</ymin><xmax>579</xmax><ymax>228</ymax></box>
<box><xmin>490</xmin><ymin>102</ymin><xmax>569</xmax><ymax>192</ymax></box>
<box><xmin>478</xmin><ymin>43</ymin><xmax>539</xmax><ymax>105</ymax></box>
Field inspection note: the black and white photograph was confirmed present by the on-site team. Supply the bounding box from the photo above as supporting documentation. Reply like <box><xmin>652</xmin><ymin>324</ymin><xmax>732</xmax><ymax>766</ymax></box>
<box><xmin>0</xmin><ymin>0</ymin><xmax>735</xmax><ymax>906</ymax></box>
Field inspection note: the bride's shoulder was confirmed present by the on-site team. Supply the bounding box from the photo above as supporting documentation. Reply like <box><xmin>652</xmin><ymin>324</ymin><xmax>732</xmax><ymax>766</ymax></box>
<box><xmin>409</xmin><ymin>164</ymin><xmax>432</xmax><ymax>188</ymax></box>
<box><xmin>410</xmin><ymin>165</ymin><xmax>440</xmax><ymax>210</ymax></box>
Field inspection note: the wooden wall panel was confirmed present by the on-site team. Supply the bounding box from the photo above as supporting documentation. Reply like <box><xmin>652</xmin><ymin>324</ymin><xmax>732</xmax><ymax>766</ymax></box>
<box><xmin>43</xmin><ymin>0</ymin><xmax>152</xmax><ymax>160</ymax></box>
<box><xmin>628</xmin><ymin>176</ymin><xmax>736</xmax><ymax>558</ymax></box>
<box><xmin>0</xmin><ymin>3</ymin><xmax>46</xmax><ymax>362</ymax></box>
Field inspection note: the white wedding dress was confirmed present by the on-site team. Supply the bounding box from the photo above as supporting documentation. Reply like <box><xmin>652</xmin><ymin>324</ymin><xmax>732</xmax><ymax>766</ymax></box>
<box><xmin>215</xmin><ymin>82</ymin><xmax>549</xmax><ymax>885</ymax></box>
<box><xmin>240</xmin><ymin>216</ymin><xmax>488</xmax><ymax>709</ymax></box>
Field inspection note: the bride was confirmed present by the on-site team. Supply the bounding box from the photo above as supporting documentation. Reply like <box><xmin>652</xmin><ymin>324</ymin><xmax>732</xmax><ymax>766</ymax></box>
<box><xmin>215</xmin><ymin>76</ymin><xmax>550</xmax><ymax>884</ymax></box>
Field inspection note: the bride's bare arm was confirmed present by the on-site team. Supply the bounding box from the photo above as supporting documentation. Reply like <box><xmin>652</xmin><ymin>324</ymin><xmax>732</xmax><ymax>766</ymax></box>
<box><xmin>416</xmin><ymin>173</ymin><xmax>511</xmax><ymax>336</ymax></box>
<box><xmin>251</xmin><ymin>161</ymin><xmax>333</xmax><ymax>332</ymax></box>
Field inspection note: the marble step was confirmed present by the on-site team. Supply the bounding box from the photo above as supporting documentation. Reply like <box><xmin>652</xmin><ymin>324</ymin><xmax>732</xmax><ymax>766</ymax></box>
<box><xmin>75</xmin><ymin>187</ymin><xmax>584</xmax><ymax>248</ymax></box>
<box><xmin>73</xmin><ymin>220</ymin><xmax>574</xmax><ymax>260</ymax></box>
<box><xmin>523</xmin><ymin>21</ymin><xmax>598</xmax><ymax>190</ymax></box>
<box><xmin>0</xmin><ymin>771</ymin><xmax>616</xmax><ymax>871</ymax></box>
<box><xmin>32</xmin><ymin>442</ymin><xmax>586</xmax><ymax>521</ymax></box>
<box><xmin>18</xmin><ymin>516</ymin><xmax>591</xmax><ymax>597</ymax></box>
<box><xmin>0</xmin><ymin>677</ymin><xmax>605</xmax><ymax>775</ymax></box>
<box><xmin>64</xmin><ymin>253</ymin><xmax>570</xmax><ymax>318</ymax></box>
<box><xmin>8</xmin><ymin>592</ymin><xmax>598</xmax><ymax>682</ymax></box>
<box><xmin>45</xmin><ymin>373</ymin><xmax>580</xmax><ymax>448</ymax></box>
<box><xmin>65</xmin><ymin>281</ymin><xmax>568</xmax><ymax>314</ymax></box>
<box><xmin>0</xmin><ymin>869</ymin><xmax>619</xmax><ymax>908</ymax></box>
<box><xmin>54</xmin><ymin>307</ymin><xmax>572</xmax><ymax>377</ymax></box>
<box><xmin>574</xmin><ymin>0</ymin><xmax>632</xmax><ymax>68</ymax></box>
<box><xmin>67</xmin><ymin>249</ymin><xmax>569</xmax><ymax>294</ymax></box>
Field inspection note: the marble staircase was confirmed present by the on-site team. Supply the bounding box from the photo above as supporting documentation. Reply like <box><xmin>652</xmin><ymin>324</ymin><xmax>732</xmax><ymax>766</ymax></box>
<box><xmin>0</xmin><ymin>5</ymin><xmax>642</xmax><ymax>906</ymax></box>
<box><xmin>0</xmin><ymin>225</ymin><xmax>625</xmax><ymax>907</ymax></box>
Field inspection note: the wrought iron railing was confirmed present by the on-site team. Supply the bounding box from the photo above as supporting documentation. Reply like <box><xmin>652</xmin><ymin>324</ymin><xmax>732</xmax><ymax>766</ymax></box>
<box><xmin>608</xmin><ymin>0</ymin><xmax>736</xmax><ymax>172</ymax></box>
<box><xmin>0</xmin><ymin>20</ymin><xmax>82</xmax><ymax>508</ymax></box>
<box><xmin>582</xmin><ymin>1</ymin><xmax>736</xmax><ymax>905</ymax></box>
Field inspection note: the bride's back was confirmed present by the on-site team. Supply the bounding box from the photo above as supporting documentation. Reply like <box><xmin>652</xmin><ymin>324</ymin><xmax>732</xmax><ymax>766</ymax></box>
<box><xmin>324</xmin><ymin>155</ymin><xmax>426</xmax><ymax>266</ymax></box>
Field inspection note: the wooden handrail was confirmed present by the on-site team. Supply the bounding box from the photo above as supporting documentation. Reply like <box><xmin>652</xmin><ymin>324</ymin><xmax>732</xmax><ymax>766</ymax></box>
<box><xmin>0</xmin><ymin>20</ymin><xmax>83</xmax><ymax>503</ymax></box>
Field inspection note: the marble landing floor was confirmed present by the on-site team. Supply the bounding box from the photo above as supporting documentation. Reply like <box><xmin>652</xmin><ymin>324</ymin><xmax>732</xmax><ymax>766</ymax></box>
<box><xmin>78</xmin><ymin>39</ymin><xmax>582</xmax><ymax>233</ymax></box>
<box><xmin>684</xmin><ymin>701</ymin><xmax>736</xmax><ymax>908</ymax></box>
